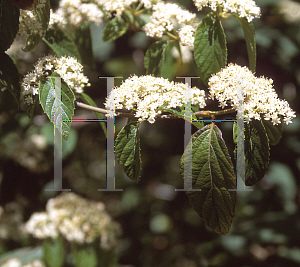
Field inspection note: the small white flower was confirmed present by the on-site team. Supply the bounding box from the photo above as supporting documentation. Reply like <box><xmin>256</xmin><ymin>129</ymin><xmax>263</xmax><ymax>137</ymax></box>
<box><xmin>193</xmin><ymin>0</ymin><xmax>261</xmax><ymax>22</ymax></box>
<box><xmin>105</xmin><ymin>75</ymin><xmax>206</xmax><ymax>124</ymax></box>
<box><xmin>208</xmin><ymin>63</ymin><xmax>296</xmax><ymax>125</ymax></box>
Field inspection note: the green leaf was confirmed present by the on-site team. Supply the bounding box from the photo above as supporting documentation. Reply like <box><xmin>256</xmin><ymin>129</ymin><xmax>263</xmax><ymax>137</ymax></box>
<box><xmin>194</xmin><ymin>12</ymin><xmax>227</xmax><ymax>86</ymax></box>
<box><xmin>102</xmin><ymin>17</ymin><xmax>128</xmax><ymax>42</ymax></box>
<box><xmin>115</xmin><ymin>119</ymin><xmax>141</xmax><ymax>183</ymax></box>
<box><xmin>261</xmin><ymin>117</ymin><xmax>283</xmax><ymax>145</ymax></box>
<box><xmin>180</xmin><ymin>124</ymin><xmax>236</xmax><ymax>235</ymax></box>
<box><xmin>39</xmin><ymin>72</ymin><xmax>75</xmax><ymax>140</ymax></box>
<box><xmin>80</xmin><ymin>92</ymin><xmax>107</xmax><ymax>138</ymax></box>
<box><xmin>43</xmin><ymin>236</ymin><xmax>65</xmax><ymax>267</ymax></box>
<box><xmin>0</xmin><ymin>0</ymin><xmax>20</xmax><ymax>52</ymax></box>
<box><xmin>144</xmin><ymin>40</ymin><xmax>169</xmax><ymax>75</ymax></box>
<box><xmin>235</xmin><ymin>15</ymin><xmax>256</xmax><ymax>72</ymax></box>
<box><xmin>0</xmin><ymin>246</ymin><xmax>43</xmax><ymax>265</ymax></box>
<box><xmin>160</xmin><ymin>105</ymin><xmax>204</xmax><ymax>130</ymax></box>
<box><xmin>0</xmin><ymin>52</ymin><xmax>21</xmax><ymax>108</ymax></box>
<box><xmin>72</xmin><ymin>244</ymin><xmax>98</xmax><ymax>267</ymax></box>
<box><xmin>72</xmin><ymin>22</ymin><xmax>95</xmax><ymax>68</ymax></box>
<box><xmin>245</xmin><ymin>120</ymin><xmax>270</xmax><ymax>186</ymax></box>
<box><xmin>43</xmin><ymin>28</ymin><xmax>82</xmax><ymax>62</ymax></box>
<box><xmin>160</xmin><ymin>41</ymin><xmax>177</xmax><ymax>79</ymax></box>
<box><xmin>24</xmin><ymin>94</ymin><xmax>38</xmax><ymax>118</ymax></box>
<box><xmin>22</xmin><ymin>0</ymin><xmax>50</xmax><ymax>52</ymax></box>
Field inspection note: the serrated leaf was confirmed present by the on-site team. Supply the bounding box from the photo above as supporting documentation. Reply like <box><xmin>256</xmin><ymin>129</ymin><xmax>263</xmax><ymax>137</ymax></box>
<box><xmin>72</xmin><ymin>245</ymin><xmax>97</xmax><ymax>267</ymax></box>
<box><xmin>102</xmin><ymin>17</ymin><xmax>128</xmax><ymax>42</ymax></box>
<box><xmin>235</xmin><ymin>15</ymin><xmax>256</xmax><ymax>72</ymax></box>
<box><xmin>72</xmin><ymin>22</ymin><xmax>95</xmax><ymax>68</ymax></box>
<box><xmin>180</xmin><ymin>124</ymin><xmax>236</xmax><ymax>235</ymax></box>
<box><xmin>43</xmin><ymin>28</ymin><xmax>82</xmax><ymax>62</ymax></box>
<box><xmin>80</xmin><ymin>92</ymin><xmax>107</xmax><ymax>137</ymax></box>
<box><xmin>194</xmin><ymin>12</ymin><xmax>227</xmax><ymax>85</ymax></box>
<box><xmin>144</xmin><ymin>40</ymin><xmax>169</xmax><ymax>75</ymax></box>
<box><xmin>115</xmin><ymin>120</ymin><xmax>141</xmax><ymax>183</ymax></box>
<box><xmin>0</xmin><ymin>0</ymin><xmax>20</xmax><ymax>52</ymax></box>
<box><xmin>261</xmin><ymin>117</ymin><xmax>283</xmax><ymax>145</ymax></box>
<box><xmin>43</xmin><ymin>236</ymin><xmax>65</xmax><ymax>267</ymax></box>
<box><xmin>0</xmin><ymin>52</ymin><xmax>21</xmax><ymax>108</ymax></box>
<box><xmin>39</xmin><ymin>72</ymin><xmax>75</xmax><ymax>140</ymax></box>
<box><xmin>22</xmin><ymin>0</ymin><xmax>50</xmax><ymax>52</ymax></box>
<box><xmin>245</xmin><ymin>120</ymin><xmax>270</xmax><ymax>186</ymax></box>
<box><xmin>160</xmin><ymin>105</ymin><xmax>204</xmax><ymax>130</ymax></box>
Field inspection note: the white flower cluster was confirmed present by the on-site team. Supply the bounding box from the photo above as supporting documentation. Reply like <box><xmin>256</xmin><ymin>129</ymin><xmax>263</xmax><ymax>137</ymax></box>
<box><xmin>49</xmin><ymin>0</ymin><xmax>104</xmax><ymax>29</ymax></box>
<box><xmin>21</xmin><ymin>55</ymin><xmax>89</xmax><ymax>105</ymax></box>
<box><xmin>105</xmin><ymin>75</ymin><xmax>206</xmax><ymax>123</ymax></box>
<box><xmin>208</xmin><ymin>63</ymin><xmax>296</xmax><ymax>125</ymax></box>
<box><xmin>18</xmin><ymin>10</ymin><xmax>43</xmax><ymax>40</ymax></box>
<box><xmin>24</xmin><ymin>193</ymin><xmax>121</xmax><ymax>250</ymax></box>
<box><xmin>144</xmin><ymin>2</ymin><xmax>197</xmax><ymax>43</ymax></box>
<box><xmin>193</xmin><ymin>0</ymin><xmax>261</xmax><ymax>22</ymax></box>
<box><xmin>2</xmin><ymin>259</ymin><xmax>45</xmax><ymax>267</ymax></box>
<box><xmin>96</xmin><ymin>0</ymin><xmax>160</xmax><ymax>18</ymax></box>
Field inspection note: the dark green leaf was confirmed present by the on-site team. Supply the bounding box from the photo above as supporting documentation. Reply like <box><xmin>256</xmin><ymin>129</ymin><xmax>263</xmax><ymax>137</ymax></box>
<box><xmin>72</xmin><ymin>22</ymin><xmax>95</xmax><ymax>68</ymax></box>
<box><xmin>43</xmin><ymin>236</ymin><xmax>65</xmax><ymax>267</ymax></box>
<box><xmin>22</xmin><ymin>0</ymin><xmax>50</xmax><ymax>52</ymax></box>
<box><xmin>72</xmin><ymin>244</ymin><xmax>97</xmax><ymax>267</ymax></box>
<box><xmin>43</xmin><ymin>28</ymin><xmax>82</xmax><ymax>62</ymax></box>
<box><xmin>261</xmin><ymin>117</ymin><xmax>283</xmax><ymax>145</ymax></box>
<box><xmin>194</xmin><ymin>12</ymin><xmax>227</xmax><ymax>85</ymax></box>
<box><xmin>115</xmin><ymin>120</ymin><xmax>141</xmax><ymax>183</ymax></box>
<box><xmin>235</xmin><ymin>15</ymin><xmax>256</xmax><ymax>72</ymax></box>
<box><xmin>0</xmin><ymin>52</ymin><xmax>21</xmax><ymax>108</ymax></box>
<box><xmin>144</xmin><ymin>40</ymin><xmax>168</xmax><ymax>75</ymax></box>
<box><xmin>180</xmin><ymin>124</ymin><xmax>236</xmax><ymax>235</ymax></box>
<box><xmin>24</xmin><ymin>94</ymin><xmax>38</xmax><ymax>118</ymax></box>
<box><xmin>102</xmin><ymin>17</ymin><xmax>128</xmax><ymax>42</ymax></box>
<box><xmin>160</xmin><ymin>105</ymin><xmax>204</xmax><ymax>130</ymax></box>
<box><xmin>160</xmin><ymin>41</ymin><xmax>177</xmax><ymax>79</ymax></box>
<box><xmin>245</xmin><ymin>120</ymin><xmax>270</xmax><ymax>186</ymax></box>
<box><xmin>0</xmin><ymin>0</ymin><xmax>19</xmax><ymax>52</ymax></box>
<box><xmin>80</xmin><ymin>92</ymin><xmax>107</xmax><ymax>137</ymax></box>
<box><xmin>39</xmin><ymin>72</ymin><xmax>75</xmax><ymax>140</ymax></box>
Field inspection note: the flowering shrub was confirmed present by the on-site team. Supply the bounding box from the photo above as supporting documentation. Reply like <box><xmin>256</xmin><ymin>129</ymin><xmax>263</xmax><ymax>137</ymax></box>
<box><xmin>0</xmin><ymin>0</ymin><xmax>297</xmax><ymax>265</ymax></box>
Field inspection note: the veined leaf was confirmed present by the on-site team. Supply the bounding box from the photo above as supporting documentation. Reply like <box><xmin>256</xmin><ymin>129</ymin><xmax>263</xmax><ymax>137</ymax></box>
<box><xmin>0</xmin><ymin>52</ymin><xmax>21</xmax><ymax>108</ymax></box>
<box><xmin>160</xmin><ymin>105</ymin><xmax>204</xmax><ymax>130</ymax></box>
<box><xmin>80</xmin><ymin>92</ymin><xmax>107</xmax><ymax>138</ymax></box>
<box><xmin>22</xmin><ymin>0</ymin><xmax>50</xmax><ymax>52</ymax></box>
<box><xmin>194</xmin><ymin>12</ymin><xmax>227</xmax><ymax>86</ymax></box>
<box><xmin>245</xmin><ymin>120</ymin><xmax>270</xmax><ymax>186</ymax></box>
<box><xmin>43</xmin><ymin>236</ymin><xmax>65</xmax><ymax>267</ymax></box>
<box><xmin>261</xmin><ymin>117</ymin><xmax>283</xmax><ymax>145</ymax></box>
<box><xmin>144</xmin><ymin>40</ymin><xmax>169</xmax><ymax>75</ymax></box>
<box><xmin>180</xmin><ymin>124</ymin><xmax>236</xmax><ymax>235</ymax></box>
<box><xmin>72</xmin><ymin>244</ymin><xmax>97</xmax><ymax>267</ymax></box>
<box><xmin>102</xmin><ymin>17</ymin><xmax>128</xmax><ymax>42</ymax></box>
<box><xmin>43</xmin><ymin>28</ymin><xmax>82</xmax><ymax>62</ymax></box>
<box><xmin>0</xmin><ymin>0</ymin><xmax>19</xmax><ymax>52</ymax></box>
<box><xmin>39</xmin><ymin>72</ymin><xmax>75</xmax><ymax>140</ymax></box>
<box><xmin>115</xmin><ymin>119</ymin><xmax>141</xmax><ymax>183</ymax></box>
<box><xmin>235</xmin><ymin>15</ymin><xmax>256</xmax><ymax>72</ymax></box>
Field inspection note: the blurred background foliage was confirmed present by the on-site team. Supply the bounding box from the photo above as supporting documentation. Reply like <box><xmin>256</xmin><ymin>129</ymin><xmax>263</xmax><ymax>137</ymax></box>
<box><xmin>1</xmin><ymin>0</ymin><xmax>300</xmax><ymax>266</ymax></box>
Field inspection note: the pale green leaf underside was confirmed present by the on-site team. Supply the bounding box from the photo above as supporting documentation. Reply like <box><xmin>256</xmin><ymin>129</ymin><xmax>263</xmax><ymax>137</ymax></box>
<box><xmin>115</xmin><ymin>120</ymin><xmax>141</xmax><ymax>183</ymax></box>
<box><xmin>180</xmin><ymin>124</ymin><xmax>236</xmax><ymax>235</ymax></box>
<box><xmin>39</xmin><ymin>72</ymin><xmax>75</xmax><ymax>140</ymax></box>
